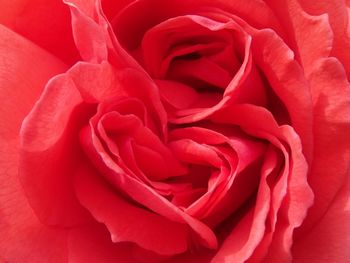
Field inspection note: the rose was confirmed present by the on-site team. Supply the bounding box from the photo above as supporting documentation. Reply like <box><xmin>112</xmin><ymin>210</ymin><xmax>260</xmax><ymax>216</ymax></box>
<box><xmin>0</xmin><ymin>0</ymin><xmax>349</xmax><ymax>262</ymax></box>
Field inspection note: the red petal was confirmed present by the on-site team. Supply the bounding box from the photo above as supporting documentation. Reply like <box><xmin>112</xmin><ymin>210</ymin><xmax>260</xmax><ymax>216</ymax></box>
<box><xmin>80</xmin><ymin>125</ymin><xmax>218</xmax><ymax>250</ymax></box>
<box><xmin>63</xmin><ymin>0</ymin><xmax>108</xmax><ymax>62</ymax></box>
<box><xmin>295</xmin><ymin>58</ymin><xmax>350</xmax><ymax>235</ymax></box>
<box><xmin>0</xmin><ymin>0</ymin><xmax>78</xmax><ymax>64</ymax></box>
<box><xmin>68</xmin><ymin>223</ymin><xmax>137</xmax><ymax>262</ymax></box>
<box><xmin>212</xmin><ymin>105</ymin><xmax>313</xmax><ymax>262</ymax></box>
<box><xmin>248</xmin><ymin>27</ymin><xmax>314</xmax><ymax>163</ymax></box>
<box><xmin>0</xmin><ymin>25</ymin><xmax>68</xmax><ymax>262</ymax></box>
<box><xmin>0</xmin><ymin>24</ymin><xmax>67</xmax><ymax>142</ymax></box>
<box><xmin>100</xmin><ymin>0</ymin><xmax>135</xmax><ymax>21</ymax></box>
<box><xmin>298</xmin><ymin>0</ymin><xmax>350</xmax><ymax>77</ymax></box>
<box><xmin>292</xmin><ymin>171</ymin><xmax>350</xmax><ymax>263</ymax></box>
<box><xmin>20</xmin><ymin>74</ymin><xmax>93</xmax><ymax>227</ymax></box>
<box><xmin>69</xmin><ymin>63</ymin><xmax>167</xmax><ymax>138</ymax></box>
<box><xmin>113</xmin><ymin>0</ymin><xmax>282</xmax><ymax>51</ymax></box>
<box><xmin>74</xmin><ymin>164</ymin><xmax>190</xmax><ymax>255</ymax></box>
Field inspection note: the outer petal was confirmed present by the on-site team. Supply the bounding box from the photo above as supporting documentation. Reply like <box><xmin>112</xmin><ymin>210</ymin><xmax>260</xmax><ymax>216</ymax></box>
<box><xmin>263</xmin><ymin>0</ymin><xmax>350</xmax><ymax>259</ymax></box>
<box><xmin>292</xmin><ymin>170</ymin><xmax>350</xmax><ymax>263</ymax></box>
<box><xmin>0</xmin><ymin>0</ymin><xmax>79</xmax><ymax>64</ymax></box>
<box><xmin>0</xmin><ymin>25</ymin><xmax>68</xmax><ymax>262</ymax></box>
<box><xmin>68</xmin><ymin>223</ymin><xmax>138</xmax><ymax>263</ymax></box>
<box><xmin>292</xmin><ymin>58</ymin><xmax>350</xmax><ymax>259</ymax></box>
<box><xmin>263</xmin><ymin>0</ymin><xmax>335</xmax><ymax>78</ymax></box>
<box><xmin>298</xmin><ymin>0</ymin><xmax>350</xmax><ymax>77</ymax></box>
<box><xmin>0</xmin><ymin>24</ymin><xmax>67</xmax><ymax>141</ymax></box>
<box><xmin>281</xmin><ymin>0</ymin><xmax>350</xmax><ymax>237</ymax></box>
<box><xmin>19</xmin><ymin>74</ymin><xmax>95</xmax><ymax>227</ymax></box>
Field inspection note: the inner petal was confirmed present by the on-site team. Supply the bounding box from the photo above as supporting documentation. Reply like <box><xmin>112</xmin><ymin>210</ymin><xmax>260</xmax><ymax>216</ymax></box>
<box><xmin>141</xmin><ymin>15</ymin><xmax>243</xmax><ymax>87</ymax></box>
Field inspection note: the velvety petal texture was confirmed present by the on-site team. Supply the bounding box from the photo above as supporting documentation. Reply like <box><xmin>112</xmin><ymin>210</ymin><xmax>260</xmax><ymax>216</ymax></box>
<box><xmin>0</xmin><ymin>24</ymin><xmax>68</xmax><ymax>262</ymax></box>
<box><xmin>0</xmin><ymin>0</ymin><xmax>349</xmax><ymax>262</ymax></box>
<box><xmin>0</xmin><ymin>0</ymin><xmax>79</xmax><ymax>64</ymax></box>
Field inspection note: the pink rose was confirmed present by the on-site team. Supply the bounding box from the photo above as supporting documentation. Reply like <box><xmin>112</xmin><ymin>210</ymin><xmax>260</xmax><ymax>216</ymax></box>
<box><xmin>1</xmin><ymin>0</ymin><xmax>349</xmax><ymax>262</ymax></box>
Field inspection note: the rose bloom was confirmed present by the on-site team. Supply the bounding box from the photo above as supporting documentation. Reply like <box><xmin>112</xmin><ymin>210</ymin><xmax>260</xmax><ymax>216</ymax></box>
<box><xmin>0</xmin><ymin>0</ymin><xmax>350</xmax><ymax>262</ymax></box>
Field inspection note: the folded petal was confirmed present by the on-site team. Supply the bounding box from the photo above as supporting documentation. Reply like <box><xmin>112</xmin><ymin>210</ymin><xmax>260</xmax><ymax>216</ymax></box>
<box><xmin>298</xmin><ymin>0</ymin><xmax>350</xmax><ymax>76</ymax></box>
<box><xmin>80</xmin><ymin>124</ymin><xmax>218</xmax><ymax>250</ymax></box>
<box><xmin>19</xmin><ymin>74</ymin><xmax>93</xmax><ymax>227</ymax></box>
<box><xmin>74</xmin><ymin>163</ymin><xmax>190</xmax><ymax>255</ymax></box>
<box><xmin>211</xmin><ymin>104</ymin><xmax>313</xmax><ymax>262</ymax></box>
<box><xmin>248</xmin><ymin>27</ymin><xmax>313</xmax><ymax>163</ymax></box>
<box><xmin>63</xmin><ymin>0</ymin><xmax>109</xmax><ymax>62</ymax></box>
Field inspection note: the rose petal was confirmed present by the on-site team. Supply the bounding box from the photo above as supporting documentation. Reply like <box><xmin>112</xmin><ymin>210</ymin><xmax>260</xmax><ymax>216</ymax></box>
<box><xmin>63</xmin><ymin>0</ymin><xmax>109</xmax><ymax>63</ymax></box>
<box><xmin>80</xmin><ymin>125</ymin><xmax>218</xmax><ymax>249</ymax></box>
<box><xmin>20</xmin><ymin>74</ymin><xmax>93</xmax><ymax>227</ymax></box>
<box><xmin>287</xmin><ymin>0</ymin><xmax>333</xmax><ymax>76</ymax></box>
<box><xmin>155</xmin><ymin>80</ymin><xmax>199</xmax><ymax>110</ymax></box>
<box><xmin>246</xmin><ymin>145</ymin><xmax>284</xmax><ymax>262</ymax></box>
<box><xmin>211</xmin><ymin>104</ymin><xmax>313</xmax><ymax>262</ymax></box>
<box><xmin>74</xmin><ymin>163</ymin><xmax>190</xmax><ymax>255</ymax></box>
<box><xmin>69</xmin><ymin>63</ymin><xmax>168</xmax><ymax>138</ymax></box>
<box><xmin>68</xmin><ymin>61</ymin><xmax>126</xmax><ymax>103</ymax></box>
<box><xmin>0</xmin><ymin>25</ymin><xmax>68</xmax><ymax>262</ymax></box>
<box><xmin>97</xmin><ymin>110</ymin><xmax>187</xmax><ymax>180</ymax></box>
<box><xmin>113</xmin><ymin>0</ymin><xmax>282</xmax><ymax>51</ymax></box>
<box><xmin>248</xmin><ymin>27</ymin><xmax>314</xmax><ymax>163</ymax></box>
<box><xmin>269</xmin><ymin>0</ymin><xmax>350</xmax><ymax>241</ymax></box>
<box><xmin>68</xmin><ymin>223</ymin><xmax>137</xmax><ymax>263</ymax></box>
<box><xmin>298</xmin><ymin>0</ymin><xmax>350</xmax><ymax>77</ymax></box>
<box><xmin>64</xmin><ymin>0</ymin><xmax>141</xmax><ymax>70</ymax></box>
<box><xmin>295</xmin><ymin>58</ymin><xmax>350</xmax><ymax>234</ymax></box>
<box><xmin>169</xmin><ymin>127</ymin><xmax>266</xmax><ymax>226</ymax></box>
<box><xmin>0</xmin><ymin>0</ymin><xmax>78</xmax><ymax>64</ymax></box>
<box><xmin>0</xmin><ymin>24</ymin><xmax>67</xmax><ymax>142</ymax></box>
<box><xmin>101</xmin><ymin>0</ymin><xmax>135</xmax><ymax>21</ymax></box>
<box><xmin>292</xmin><ymin>169</ymin><xmax>350</xmax><ymax>263</ymax></box>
